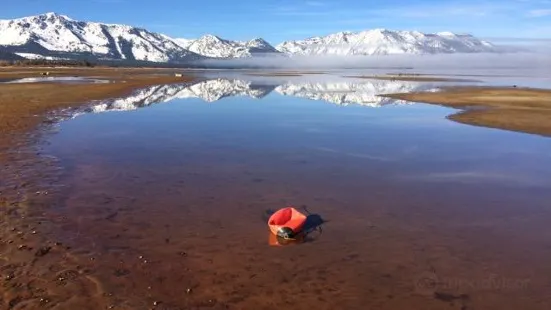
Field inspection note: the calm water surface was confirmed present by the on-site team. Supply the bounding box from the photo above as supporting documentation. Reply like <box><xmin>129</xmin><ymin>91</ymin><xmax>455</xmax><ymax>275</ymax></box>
<box><xmin>42</xmin><ymin>76</ymin><xmax>551</xmax><ymax>309</ymax></box>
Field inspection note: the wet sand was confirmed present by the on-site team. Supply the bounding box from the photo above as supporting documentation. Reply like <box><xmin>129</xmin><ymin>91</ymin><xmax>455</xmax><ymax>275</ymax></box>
<box><xmin>0</xmin><ymin>67</ymin><xmax>196</xmax><ymax>309</ymax></box>
<box><xmin>382</xmin><ymin>86</ymin><xmax>551</xmax><ymax>137</ymax></box>
<box><xmin>35</xmin><ymin>138</ymin><xmax>551</xmax><ymax>310</ymax></box>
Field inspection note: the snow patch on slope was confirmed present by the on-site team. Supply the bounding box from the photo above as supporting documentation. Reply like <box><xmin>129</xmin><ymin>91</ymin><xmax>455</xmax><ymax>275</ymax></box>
<box><xmin>14</xmin><ymin>52</ymin><xmax>67</xmax><ymax>60</ymax></box>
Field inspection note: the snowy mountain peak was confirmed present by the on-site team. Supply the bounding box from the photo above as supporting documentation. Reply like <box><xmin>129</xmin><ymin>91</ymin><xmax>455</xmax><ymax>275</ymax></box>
<box><xmin>200</xmin><ymin>34</ymin><xmax>223</xmax><ymax>42</ymax></box>
<box><xmin>32</xmin><ymin>12</ymin><xmax>72</xmax><ymax>21</ymax></box>
<box><xmin>249</xmin><ymin>38</ymin><xmax>269</xmax><ymax>43</ymax></box>
<box><xmin>436</xmin><ymin>31</ymin><xmax>456</xmax><ymax>37</ymax></box>
<box><xmin>247</xmin><ymin>38</ymin><xmax>272</xmax><ymax>47</ymax></box>
<box><xmin>371</xmin><ymin>28</ymin><xmax>389</xmax><ymax>33</ymax></box>
<box><xmin>277</xmin><ymin>29</ymin><xmax>496</xmax><ymax>56</ymax></box>
<box><xmin>173</xmin><ymin>35</ymin><xmax>279</xmax><ymax>58</ymax></box>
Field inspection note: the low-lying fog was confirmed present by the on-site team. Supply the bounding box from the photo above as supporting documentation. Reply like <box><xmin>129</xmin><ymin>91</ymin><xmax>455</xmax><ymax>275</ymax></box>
<box><xmin>199</xmin><ymin>51</ymin><xmax>551</xmax><ymax>77</ymax></box>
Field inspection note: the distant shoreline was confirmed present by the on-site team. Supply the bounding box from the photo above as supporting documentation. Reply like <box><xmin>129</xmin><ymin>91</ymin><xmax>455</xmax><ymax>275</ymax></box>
<box><xmin>381</xmin><ymin>86</ymin><xmax>551</xmax><ymax>137</ymax></box>
<box><xmin>345</xmin><ymin>74</ymin><xmax>480</xmax><ymax>82</ymax></box>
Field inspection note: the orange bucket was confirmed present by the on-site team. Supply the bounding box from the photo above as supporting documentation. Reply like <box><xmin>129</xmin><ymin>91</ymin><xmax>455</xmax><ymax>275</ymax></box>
<box><xmin>268</xmin><ymin>206</ymin><xmax>307</xmax><ymax>239</ymax></box>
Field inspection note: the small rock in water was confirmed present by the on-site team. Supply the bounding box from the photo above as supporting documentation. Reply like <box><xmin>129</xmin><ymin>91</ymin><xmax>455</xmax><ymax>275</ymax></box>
<box><xmin>35</xmin><ymin>246</ymin><xmax>52</xmax><ymax>257</ymax></box>
<box><xmin>113</xmin><ymin>269</ymin><xmax>130</xmax><ymax>277</ymax></box>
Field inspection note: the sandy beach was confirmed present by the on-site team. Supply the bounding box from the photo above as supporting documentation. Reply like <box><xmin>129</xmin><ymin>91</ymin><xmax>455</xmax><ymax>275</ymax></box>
<box><xmin>382</xmin><ymin>86</ymin><xmax>551</xmax><ymax>137</ymax></box>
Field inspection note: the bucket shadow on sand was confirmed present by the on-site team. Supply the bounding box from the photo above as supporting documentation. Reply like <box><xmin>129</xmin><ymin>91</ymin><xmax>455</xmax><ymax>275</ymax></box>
<box><xmin>264</xmin><ymin>206</ymin><xmax>327</xmax><ymax>246</ymax></box>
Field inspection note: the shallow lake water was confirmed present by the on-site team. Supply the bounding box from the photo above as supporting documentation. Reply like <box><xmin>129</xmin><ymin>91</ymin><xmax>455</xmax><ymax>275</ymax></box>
<box><xmin>41</xmin><ymin>75</ymin><xmax>551</xmax><ymax>309</ymax></box>
<box><xmin>2</xmin><ymin>76</ymin><xmax>110</xmax><ymax>84</ymax></box>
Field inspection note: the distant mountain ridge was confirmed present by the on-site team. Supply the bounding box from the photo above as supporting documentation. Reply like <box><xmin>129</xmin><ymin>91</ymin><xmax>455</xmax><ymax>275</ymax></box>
<box><xmin>276</xmin><ymin>29</ymin><xmax>497</xmax><ymax>56</ymax></box>
<box><xmin>0</xmin><ymin>13</ymin><xmax>500</xmax><ymax>63</ymax></box>
<box><xmin>173</xmin><ymin>35</ymin><xmax>279</xmax><ymax>58</ymax></box>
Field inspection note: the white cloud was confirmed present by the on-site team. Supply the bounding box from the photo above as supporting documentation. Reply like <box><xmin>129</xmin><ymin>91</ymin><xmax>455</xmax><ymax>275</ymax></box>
<box><xmin>371</xmin><ymin>2</ymin><xmax>515</xmax><ymax>19</ymax></box>
<box><xmin>528</xmin><ymin>9</ymin><xmax>551</xmax><ymax>16</ymax></box>
<box><xmin>273</xmin><ymin>2</ymin><xmax>516</xmax><ymax>19</ymax></box>
<box><xmin>305</xmin><ymin>1</ymin><xmax>326</xmax><ymax>6</ymax></box>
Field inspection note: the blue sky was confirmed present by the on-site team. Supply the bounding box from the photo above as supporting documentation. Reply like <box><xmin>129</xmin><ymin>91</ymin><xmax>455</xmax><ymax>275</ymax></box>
<box><xmin>1</xmin><ymin>0</ymin><xmax>551</xmax><ymax>43</ymax></box>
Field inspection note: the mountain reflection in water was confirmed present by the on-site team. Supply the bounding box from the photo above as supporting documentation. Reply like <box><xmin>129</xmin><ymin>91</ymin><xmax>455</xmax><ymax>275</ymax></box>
<box><xmin>89</xmin><ymin>78</ymin><xmax>439</xmax><ymax>112</ymax></box>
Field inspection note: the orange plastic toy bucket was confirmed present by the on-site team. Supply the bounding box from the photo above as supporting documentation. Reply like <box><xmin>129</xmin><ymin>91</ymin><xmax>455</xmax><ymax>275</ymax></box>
<box><xmin>268</xmin><ymin>207</ymin><xmax>307</xmax><ymax>238</ymax></box>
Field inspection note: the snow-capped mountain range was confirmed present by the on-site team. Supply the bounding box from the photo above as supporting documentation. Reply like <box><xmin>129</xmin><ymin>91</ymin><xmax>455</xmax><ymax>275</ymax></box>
<box><xmin>89</xmin><ymin>78</ymin><xmax>435</xmax><ymax>112</ymax></box>
<box><xmin>0</xmin><ymin>13</ymin><xmax>498</xmax><ymax>62</ymax></box>
<box><xmin>276</xmin><ymin>29</ymin><xmax>496</xmax><ymax>56</ymax></box>
<box><xmin>0</xmin><ymin>12</ymin><xmax>199</xmax><ymax>62</ymax></box>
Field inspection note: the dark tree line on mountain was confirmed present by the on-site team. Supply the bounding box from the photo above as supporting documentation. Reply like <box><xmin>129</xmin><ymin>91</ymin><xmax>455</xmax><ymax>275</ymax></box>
<box><xmin>0</xmin><ymin>58</ymin><xmax>96</xmax><ymax>67</ymax></box>
<box><xmin>0</xmin><ymin>52</ymin><xmax>264</xmax><ymax>69</ymax></box>
<box><xmin>0</xmin><ymin>58</ymin><xmax>219</xmax><ymax>69</ymax></box>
